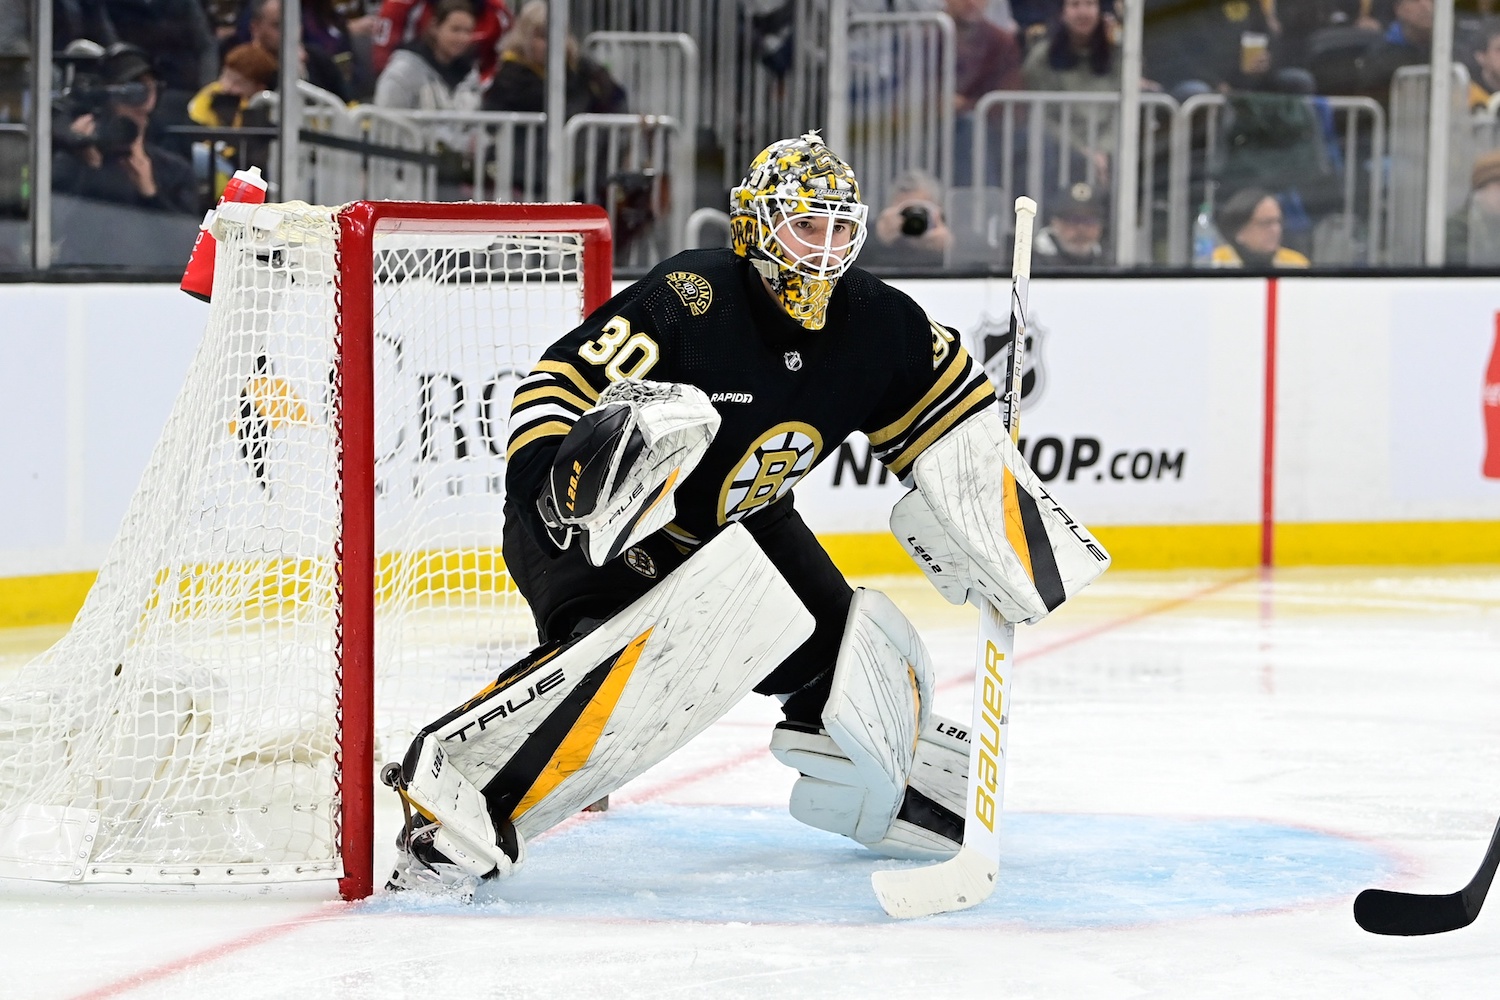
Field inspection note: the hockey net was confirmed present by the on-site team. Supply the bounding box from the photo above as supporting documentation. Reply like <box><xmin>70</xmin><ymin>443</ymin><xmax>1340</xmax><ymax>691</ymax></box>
<box><xmin>0</xmin><ymin>201</ymin><xmax>611</xmax><ymax>898</ymax></box>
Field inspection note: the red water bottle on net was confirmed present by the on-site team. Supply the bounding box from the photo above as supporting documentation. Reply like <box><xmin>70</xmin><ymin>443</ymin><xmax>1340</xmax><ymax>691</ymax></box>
<box><xmin>180</xmin><ymin>166</ymin><xmax>269</xmax><ymax>302</ymax></box>
<box><xmin>1484</xmin><ymin>311</ymin><xmax>1500</xmax><ymax>479</ymax></box>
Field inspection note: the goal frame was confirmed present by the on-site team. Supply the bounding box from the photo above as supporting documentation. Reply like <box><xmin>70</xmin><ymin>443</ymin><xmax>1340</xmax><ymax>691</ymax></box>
<box><xmin>334</xmin><ymin>201</ymin><xmax>612</xmax><ymax>899</ymax></box>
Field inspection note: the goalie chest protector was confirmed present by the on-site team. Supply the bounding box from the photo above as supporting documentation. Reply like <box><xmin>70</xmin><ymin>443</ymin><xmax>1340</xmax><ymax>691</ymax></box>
<box><xmin>506</xmin><ymin>249</ymin><xmax>996</xmax><ymax>548</ymax></box>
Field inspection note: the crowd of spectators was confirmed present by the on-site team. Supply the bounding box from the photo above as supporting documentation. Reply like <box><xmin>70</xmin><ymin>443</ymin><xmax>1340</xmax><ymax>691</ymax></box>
<box><xmin>10</xmin><ymin>0</ymin><xmax>639</xmax><ymax>262</ymax></box>
<box><xmin>3</xmin><ymin>0</ymin><xmax>1499</xmax><ymax>269</ymax></box>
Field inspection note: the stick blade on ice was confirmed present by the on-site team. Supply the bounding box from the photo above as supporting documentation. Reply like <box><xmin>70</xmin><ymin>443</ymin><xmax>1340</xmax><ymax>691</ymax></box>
<box><xmin>872</xmin><ymin>847</ymin><xmax>998</xmax><ymax>919</ymax></box>
<box><xmin>1354</xmin><ymin>815</ymin><xmax>1500</xmax><ymax>936</ymax></box>
<box><xmin>1353</xmin><ymin>888</ymin><xmax>1476</xmax><ymax>936</ymax></box>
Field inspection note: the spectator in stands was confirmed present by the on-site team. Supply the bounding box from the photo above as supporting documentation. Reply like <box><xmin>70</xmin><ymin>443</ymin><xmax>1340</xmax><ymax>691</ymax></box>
<box><xmin>1356</xmin><ymin>0</ymin><xmax>1433</xmax><ymax>102</ymax></box>
<box><xmin>1467</xmin><ymin>18</ymin><xmax>1500</xmax><ymax>109</ymax></box>
<box><xmin>189</xmin><ymin>42</ymin><xmax>278</xmax><ymax>127</ymax></box>
<box><xmin>1210</xmin><ymin>187</ymin><xmax>1310</xmax><ymax>268</ymax></box>
<box><xmin>1446</xmin><ymin>149</ymin><xmax>1500</xmax><ymax>266</ymax></box>
<box><xmin>374</xmin><ymin>0</ymin><xmax>482</xmax><ymax>111</ymax></box>
<box><xmin>100</xmin><ymin>0</ymin><xmax>218</xmax><ymax>95</ymax></box>
<box><xmin>859</xmin><ymin>168</ymin><xmax>953</xmax><ymax>269</ymax></box>
<box><xmin>947</xmin><ymin>0</ymin><xmax>1023</xmax><ymax>186</ymax></box>
<box><xmin>373</xmin><ymin>0</ymin><xmax>511</xmax><ymax>85</ymax></box>
<box><xmin>188</xmin><ymin>42</ymin><xmax>278</xmax><ymax>196</ymax></box>
<box><xmin>482</xmin><ymin>0</ymin><xmax>625</xmax><ymax>118</ymax></box>
<box><xmin>949</xmin><ymin>0</ymin><xmax>1023</xmax><ymax>113</ymax></box>
<box><xmin>1034</xmin><ymin>181</ymin><xmax>1109</xmax><ymax>266</ymax></box>
<box><xmin>248</xmin><ymin>0</ymin><xmax>354</xmax><ymax>100</ymax></box>
<box><xmin>1267</xmin><ymin>0</ymin><xmax>1384</xmax><ymax>96</ymax></box>
<box><xmin>301</xmin><ymin>0</ymin><xmax>377</xmax><ymax>100</ymax></box>
<box><xmin>52</xmin><ymin>44</ymin><xmax>200</xmax><ymax>216</ymax></box>
<box><xmin>1023</xmin><ymin>0</ymin><xmax>1121</xmax><ymax>92</ymax></box>
<box><xmin>1143</xmin><ymin>0</ymin><xmax>1279</xmax><ymax>100</ymax></box>
<box><xmin>1022</xmin><ymin>0</ymin><xmax>1122</xmax><ymax>181</ymax></box>
<box><xmin>1011</xmin><ymin>0</ymin><xmax>1059</xmax><ymax>52</ymax></box>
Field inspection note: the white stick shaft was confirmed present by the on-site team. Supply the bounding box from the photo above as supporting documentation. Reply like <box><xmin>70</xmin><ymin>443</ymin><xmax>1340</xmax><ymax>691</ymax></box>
<box><xmin>962</xmin><ymin>197</ymin><xmax>1035</xmax><ymax>858</ymax></box>
<box><xmin>1005</xmin><ymin>197</ymin><xmax>1037</xmax><ymax>441</ymax></box>
<box><xmin>872</xmin><ymin>197</ymin><xmax>1037</xmax><ymax>918</ymax></box>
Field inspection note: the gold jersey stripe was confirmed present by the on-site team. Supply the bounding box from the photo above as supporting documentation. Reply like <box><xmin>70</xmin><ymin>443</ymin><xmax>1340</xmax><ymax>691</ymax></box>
<box><xmin>512</xmin><ymin>627</ymin><xmax>652</xmax><ymax>819</ymax></box>
<box><xmin>511</xmin><ymin>383</ymin><xmax>594</xmax><ymax>413</ymax></box>
<box><xmin>866</xmin><ymin>346</ymin><xmax>972</xmax><ymax>447</ymax></box>
<box><xmin>534</xmin><ymin>360</ymin><xmax>602</xmax><ymax>402</ymax></box>
<box><xmin>884</xmin><ymin>380</ymin><xmax>995</xmax><ymax>476</ymax></box>
<box><xmin>506</xmin><ymin>419</ymin><xmax>573</xmax><ymax>461</ymax></box>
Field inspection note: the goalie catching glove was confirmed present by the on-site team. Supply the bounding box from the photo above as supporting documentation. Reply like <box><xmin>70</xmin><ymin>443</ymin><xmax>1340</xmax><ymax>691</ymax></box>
<box><xmin>890</xmin><ymin>407</ymin><xmax>1110</xmax><ymax>623</ymax></box>
<box><xmin>538</xmin><ymin>379</ymin><xmax>720</xmax><ymax>566</ymax></box>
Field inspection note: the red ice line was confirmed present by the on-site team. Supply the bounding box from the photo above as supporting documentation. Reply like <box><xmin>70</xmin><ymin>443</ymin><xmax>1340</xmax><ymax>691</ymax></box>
<box><xmin>65</xmin><ymin>570</ymin><xmax>1254</xmax><ymax>999</ymax></box>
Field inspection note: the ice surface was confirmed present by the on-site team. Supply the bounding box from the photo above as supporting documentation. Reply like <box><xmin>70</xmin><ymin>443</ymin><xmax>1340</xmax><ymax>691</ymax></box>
<box><xmin>3</xmin><ymin>567</ymin><xmax>1499</xmax><ymax>999</ymax></box>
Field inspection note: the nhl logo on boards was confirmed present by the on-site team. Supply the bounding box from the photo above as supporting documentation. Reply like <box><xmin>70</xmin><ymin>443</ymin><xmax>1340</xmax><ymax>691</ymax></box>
<box><xmin>666</xmin><ymin>271</ymin><xmax>713</xmax><ymax>316</ymax></box>
<box><xmin>624</xmin><ymin>545</ymin><xmax>658</xmax><ymax>578</ymax></box>
<box><xmin>784</xmin><ymin>350</ymin><xmax>803</xmax><ymax>371</ymax></box>
<box><xmin>973</xmin><ymin>311</ymin><xmax>1046</xmax><ymax>410</ymax></box>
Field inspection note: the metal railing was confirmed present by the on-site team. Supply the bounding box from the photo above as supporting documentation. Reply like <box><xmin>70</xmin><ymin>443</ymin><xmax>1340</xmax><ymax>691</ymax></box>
<box><xmin>11</xmin><ymin>0</ymin><xmax>1500</xmax><ymax>273</ymax></box>
<box><xmin>844</xmin><ymin>11</ymin><xmax>955</xmax><ymax>217</ymax></box>
<box><xmin>1167</xmin><ymin>91</ymin><xmax>1384</xmax><ymax>266</ymax></box>
<box><xmin>564</xmin><ymin>113</ymin><xmax>689</xmax><ymax>267</ymax></box>
<box><xmin>965</xmin><ymin>90</ymin><xmax>1177</xmax><ymax>265</ymax></box>
<box><xmin>583</xmin><ymin>31</ymin><xmax>700</xmax><ymax>146</ymax></box>
<box><xmin>1387</xmin><ymin>64</ymin><xmax>1476</xmax><ymax>265</ymax></box>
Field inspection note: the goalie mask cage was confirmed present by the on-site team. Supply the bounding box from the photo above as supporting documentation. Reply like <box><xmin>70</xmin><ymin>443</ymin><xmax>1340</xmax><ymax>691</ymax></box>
<box><xmin>0</xmin><ymin>201</ymin><xmax>612</xmax><ymax>900</ymax></box>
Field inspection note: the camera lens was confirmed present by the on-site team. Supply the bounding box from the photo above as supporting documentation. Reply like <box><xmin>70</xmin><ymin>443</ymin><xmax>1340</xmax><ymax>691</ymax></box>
<box><xmin>899</xmin><ymin>205</ymin><xmax>930</xmax><ymax>237</ymax></box>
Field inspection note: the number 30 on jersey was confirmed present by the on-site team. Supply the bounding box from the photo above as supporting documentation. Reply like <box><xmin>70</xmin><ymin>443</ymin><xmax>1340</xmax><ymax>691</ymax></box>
<box><xmin>579</xmin><ymin>316</ymin><xmax>659</xmax><ymax>381</ymax></box>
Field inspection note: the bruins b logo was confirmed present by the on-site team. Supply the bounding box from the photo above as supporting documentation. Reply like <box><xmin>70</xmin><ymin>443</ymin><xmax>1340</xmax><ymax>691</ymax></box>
<box><xmin>718</xmin><ymin>422</ymin><xmax>823</xmax><ymax>524</ymax></box>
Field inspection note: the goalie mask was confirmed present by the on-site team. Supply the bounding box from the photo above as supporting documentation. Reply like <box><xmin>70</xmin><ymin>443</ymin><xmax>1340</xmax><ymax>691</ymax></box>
<box><xmin>730</xmin><ymin>131</ymin><xmax>868</xmax><ymax>331</ymax></box>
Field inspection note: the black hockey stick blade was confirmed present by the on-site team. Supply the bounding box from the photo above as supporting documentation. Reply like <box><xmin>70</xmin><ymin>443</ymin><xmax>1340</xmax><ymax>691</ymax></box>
<box><xmin>1354</xmin><ymin>815</ymin><xmax>1500</xmax><ymax>936</ymax></box>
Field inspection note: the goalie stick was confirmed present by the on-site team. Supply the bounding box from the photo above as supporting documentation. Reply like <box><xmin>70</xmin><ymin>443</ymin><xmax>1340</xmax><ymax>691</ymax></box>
<box><xmin>1354</xmin><ymin>814</ymin><xmax>1500</xmax><ymax>936</ymax></box>
<box><xmin>871</xmin><ymin>196</ymin><xmax>1038</xmax><ymax>919</ymax></box>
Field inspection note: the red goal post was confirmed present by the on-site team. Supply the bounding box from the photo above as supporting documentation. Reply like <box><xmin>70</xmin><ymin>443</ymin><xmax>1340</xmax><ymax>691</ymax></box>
<box><xmin>336</xmin><ymin>202</ymin><xmax>612</xmax><ymax>898</ymax></box>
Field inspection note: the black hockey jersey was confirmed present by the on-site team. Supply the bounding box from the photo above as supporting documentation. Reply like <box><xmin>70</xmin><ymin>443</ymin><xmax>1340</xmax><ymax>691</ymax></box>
<box><xmin>505</xmin><ymin>248</ymin><xmax>996</xmax><ymax>548</ymax></box>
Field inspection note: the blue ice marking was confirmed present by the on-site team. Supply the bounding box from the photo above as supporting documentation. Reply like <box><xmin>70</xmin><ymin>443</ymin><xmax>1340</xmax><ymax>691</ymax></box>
<box><xmin>364</xmin><ymin>805</ymin><xmax>1394</xmax><ymax>928</ymax></box>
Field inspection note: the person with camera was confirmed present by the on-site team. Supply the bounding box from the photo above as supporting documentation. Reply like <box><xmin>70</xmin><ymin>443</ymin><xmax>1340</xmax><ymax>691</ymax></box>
<box><xmin>859</xmin><ymin>169</ymin><xmax>953</xmax><ymax>269</ymax></box>
<box><xmin>52</xmin><ymin>46</ymin><xmax>199</xmax><ymax>216</ymax></box>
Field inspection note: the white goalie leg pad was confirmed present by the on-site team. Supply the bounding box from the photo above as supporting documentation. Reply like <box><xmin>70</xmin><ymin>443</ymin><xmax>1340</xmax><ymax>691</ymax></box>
<box><xmin>771</xmin><ymin>588</ymin><xmax>966</xmax><ymax>857</ymax></box>
<box><xmin>397</xmin><ymin>523</ymin><xmax>814</xmax><ymax>850</ymax></box>
<box><xmin>892</xmin><ymin>407</ymin><xmax>1111</xmax><ymax>623</ymax></box>
<box><xmin>540</xmin><ymin>379</ymin><xmax>720</xmax><ymax>566</ymax></box>
<box><xmin>773</xmin><ymin>713</ymin><xmax>971</xmax><ymax>861</ymax></box>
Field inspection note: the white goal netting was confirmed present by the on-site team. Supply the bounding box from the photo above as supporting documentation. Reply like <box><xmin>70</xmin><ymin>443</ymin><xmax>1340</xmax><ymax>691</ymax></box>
<box><xmin>0</xmin><ymin>201</ymin><xmax>599</xmax><ymax>888</ymax></box>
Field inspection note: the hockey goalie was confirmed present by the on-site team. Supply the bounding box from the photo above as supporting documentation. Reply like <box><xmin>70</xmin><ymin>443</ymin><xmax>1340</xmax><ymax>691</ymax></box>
<box><xmin>382</xmin><ymin>132</ymin><xmax>1111</xmax><ymax>895</ymax></box>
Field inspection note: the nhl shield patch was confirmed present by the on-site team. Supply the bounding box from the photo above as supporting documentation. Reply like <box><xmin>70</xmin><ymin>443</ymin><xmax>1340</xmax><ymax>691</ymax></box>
<box><xmin>784</xmin><ymin>350</ymin><xmax>803</xmax><ymax>371</ymax></box>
